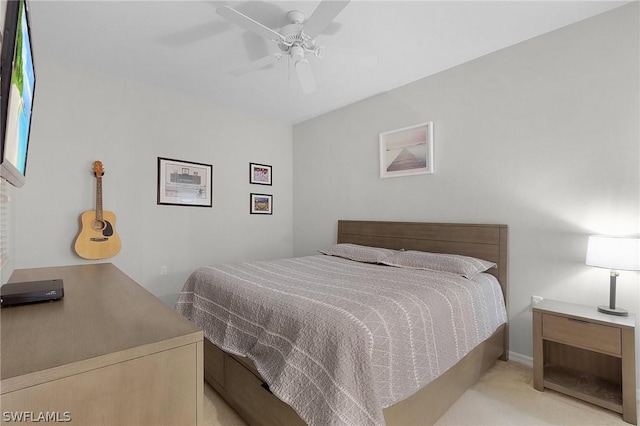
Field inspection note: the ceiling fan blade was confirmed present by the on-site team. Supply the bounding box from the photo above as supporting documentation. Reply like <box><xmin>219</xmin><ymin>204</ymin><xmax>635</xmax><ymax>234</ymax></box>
<box><xmin>231</xmin><ymin>54</ymin><xmax>282</xmax><ymax>76</ymax></box>
<box><xmin>233</xmin><ymin>1</ymin><xmax>289</xmax><ymax>31</ymax></box>
<box><xmin>303</xmin><ymin>0</ymin><xmax>350</xmax><ymax>39</ymax></box>
<box><xmin>295</xmin><ymin>59</ymin><xmax>316</xmax><ymax>94</ymax></box>
<box><xmin>321</xmin><ymin>22</ymin><xmax>342</xmax><ymax>36</ymax></box>
<box><xmin>217</xmin><ymin>6</ymin><xmax>285</xmax><ymax>43</ymax></box>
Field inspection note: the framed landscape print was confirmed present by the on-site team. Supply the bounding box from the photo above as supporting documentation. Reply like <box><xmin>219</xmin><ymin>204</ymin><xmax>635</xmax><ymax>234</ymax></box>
<box><xmin>157</xmin><ymin>157</ymin><xmax>213</xmax><ymax>207</ymax></box>
<box><xmin>379</xmin><ymin>121</ymin><xmax>434</xmax><ymax>178</ymax></box>
<box><xmin>250</xmin><ymin>193</ymin><xmax>272</xmax><ymax>215</ymax></box>
<box><xmin>250</xmin><ymin>163</ymin><xmax>272</xmax><ymax>185</ymax></box>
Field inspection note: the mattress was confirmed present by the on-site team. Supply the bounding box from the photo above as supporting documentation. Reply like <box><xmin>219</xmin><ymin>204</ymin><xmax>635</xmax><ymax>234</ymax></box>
<box><xmin>175</xmin><ymin>254</ymin><xmax>507</xmax><ymax>426</ymax></box>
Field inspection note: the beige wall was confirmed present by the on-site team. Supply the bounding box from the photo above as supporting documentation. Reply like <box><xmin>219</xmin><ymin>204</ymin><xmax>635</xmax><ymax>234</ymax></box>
<box><xmin>292</xmin><ymin>4</ymin><xmax>639</xmax><ymax>364</ymax></box>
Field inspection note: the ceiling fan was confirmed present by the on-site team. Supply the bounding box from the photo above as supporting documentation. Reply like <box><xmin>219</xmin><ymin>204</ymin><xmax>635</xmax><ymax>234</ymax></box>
<box><xmin>217</xmin><ymin>0</ymin><xmax>351</xmax><ymax>94</ymax></box>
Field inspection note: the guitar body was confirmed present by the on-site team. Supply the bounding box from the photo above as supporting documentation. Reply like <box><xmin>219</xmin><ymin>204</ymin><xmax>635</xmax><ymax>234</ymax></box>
<box><xmin>74</xmin><ymin>210</ymin><xmax>121</xmax><ymax>260</ymax></box>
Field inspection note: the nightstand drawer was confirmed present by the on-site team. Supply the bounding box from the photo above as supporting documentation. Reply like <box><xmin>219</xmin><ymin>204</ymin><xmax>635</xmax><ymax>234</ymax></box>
<box><xmin>542</xmin><ymin>314</ymin><xmax>621</xmax><ymax>356</ymax></box>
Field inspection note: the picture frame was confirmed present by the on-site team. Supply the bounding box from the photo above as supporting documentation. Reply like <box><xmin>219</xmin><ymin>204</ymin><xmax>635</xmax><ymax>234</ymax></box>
<box><xmin>157</xmin><ymin>157</ymin><xmax>213</xmax><ymax>207</ymax></box>
<box><xmin>249</xmin><ymin>162</ymin><xmax>272</xmax><ymax>185</ymax></box>
<box><xmin>379</xmin><ymin>121</ymin><xmax>434</xmax><ymax>178</ymax></box>
<box><xmin>250</xmin><ymin>193</ymin><xmax>272</xmax><ymax>215</ymax></box>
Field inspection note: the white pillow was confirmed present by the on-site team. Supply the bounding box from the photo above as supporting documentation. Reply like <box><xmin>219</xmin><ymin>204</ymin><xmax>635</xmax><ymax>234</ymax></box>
<box><xmin>381</xmin><ymin>250</ymin><xmax>496</xmax><ymax>278</ymax></box>
<box><xmin>319</xmin><ymin>243</ymin><xmax>397</xmax><ymax>263</ymax></box>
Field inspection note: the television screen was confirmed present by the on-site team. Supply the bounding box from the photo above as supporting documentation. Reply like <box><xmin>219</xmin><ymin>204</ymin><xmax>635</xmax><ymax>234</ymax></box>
<box><xmin>1</xmin><ymin>0</ymin><xmax>36</xmax><ymax>187</ymax></box>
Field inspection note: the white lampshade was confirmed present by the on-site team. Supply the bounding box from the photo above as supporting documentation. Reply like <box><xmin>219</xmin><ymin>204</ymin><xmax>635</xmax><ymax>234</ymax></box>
<box><xmin>586</xmin><ymin>236</ymin><xmax>640</xmax><ymax>271</ymax></box>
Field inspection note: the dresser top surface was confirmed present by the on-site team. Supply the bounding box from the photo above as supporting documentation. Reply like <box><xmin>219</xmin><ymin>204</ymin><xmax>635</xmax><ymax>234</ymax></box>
<box><xmin>1</xmin><ymin>263</ymin><xmax>201</xmax><ymax>382</ymax></box>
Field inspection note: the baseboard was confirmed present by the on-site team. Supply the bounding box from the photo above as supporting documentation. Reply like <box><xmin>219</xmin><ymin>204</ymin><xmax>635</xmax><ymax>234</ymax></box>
<box><xmin>508</xmin><ymin>351</ymin><xmax>532</xmax><ymax>368</ymax></box>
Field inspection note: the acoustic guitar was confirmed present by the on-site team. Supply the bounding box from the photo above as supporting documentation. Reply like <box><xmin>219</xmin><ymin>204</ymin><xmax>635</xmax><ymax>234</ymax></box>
<box><xmin>74</xmin><ymin>161</ymin><xmax>121</xmax><ymax>259</ymax></box>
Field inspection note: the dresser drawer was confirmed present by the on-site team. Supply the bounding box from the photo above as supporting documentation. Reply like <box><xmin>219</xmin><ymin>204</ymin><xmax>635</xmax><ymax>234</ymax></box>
<box><xmin>542</xmin><ymin>314</ymin><xmax>621</xmax><ymax>356</ymax></box>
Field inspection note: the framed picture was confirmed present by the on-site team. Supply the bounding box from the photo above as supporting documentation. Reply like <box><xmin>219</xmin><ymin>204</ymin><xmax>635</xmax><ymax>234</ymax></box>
<box><xmin>250</xmin><ymin>163</ymin><xmax>272</xmax><ymax>185</ymax></box>
<box><xmin>250</xmin><ymin>193</ymin><xmax>272</xmax><ymax>215</ymax></box>
<box><xmin>157</xmin><ymin>157</ymin><xmax>213</xmax><ymax>207</ymax></box>
<box><xmin>379</xmin><ymin>121</ymin><xmax>434</xmax><ymax>178</ymax></box>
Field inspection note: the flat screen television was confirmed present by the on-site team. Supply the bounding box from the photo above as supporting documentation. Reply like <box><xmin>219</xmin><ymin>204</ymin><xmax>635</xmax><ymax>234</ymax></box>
<box><xmin>1</xmin><ymin>0</ymin><xmax>36</xmax><ymax>188</ymax></box>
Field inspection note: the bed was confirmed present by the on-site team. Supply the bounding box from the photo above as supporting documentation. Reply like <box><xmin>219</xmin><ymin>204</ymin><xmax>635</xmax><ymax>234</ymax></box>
<box><xmin>176</xmin><ymin>220</ymin><xmax>508</xmax><ymax>426</ymax></box>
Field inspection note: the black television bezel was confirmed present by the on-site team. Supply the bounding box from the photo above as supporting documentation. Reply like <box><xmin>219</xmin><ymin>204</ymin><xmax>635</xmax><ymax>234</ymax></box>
<box><xmin>0</xmin><ymin>0</ymin><xmax>36</xmax><ymax>188</ymax></box>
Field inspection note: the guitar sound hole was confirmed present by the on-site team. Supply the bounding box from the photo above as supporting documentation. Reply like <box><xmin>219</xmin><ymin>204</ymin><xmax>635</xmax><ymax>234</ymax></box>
<box><xmin>91</xmin><ymin>220</ymin><xmax>106</xmax><ymax>232</ymax></box>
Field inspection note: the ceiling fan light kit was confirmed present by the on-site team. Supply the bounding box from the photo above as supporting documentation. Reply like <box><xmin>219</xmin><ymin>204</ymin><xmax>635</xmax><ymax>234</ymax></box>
<box><xmin>216</xmin><ymin>1</ymin><xmax>351</xmax><ymax>94</ymax></box>
<box><xmin>295</xmin><ymin>59</ymin><xmax>316</xmax><ymax>94</ymax></box>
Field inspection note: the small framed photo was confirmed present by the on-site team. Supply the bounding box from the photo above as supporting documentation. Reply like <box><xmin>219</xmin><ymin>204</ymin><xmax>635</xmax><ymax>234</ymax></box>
<box><xmin>379</xmin><ymin>121</ymin><xmax>434</xmax><ymax>178</ymax></box>
<box><xmin>250</xmin><ymin>193</ymin><xmax>272</xmax><ymax>215</ymax></box>
<box><xmin>157</xmin><ymin>157</ymin><xmax>213</xmax><ymax>207</ymax></box>
<box><xmin>250</xmin><ymin>163</ymin><xmax>272</xmax><ymax>185</ymax></box>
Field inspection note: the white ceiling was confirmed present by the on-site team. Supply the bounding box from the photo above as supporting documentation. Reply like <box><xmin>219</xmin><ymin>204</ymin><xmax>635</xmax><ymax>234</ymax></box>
<box><xmin>29</xmin><ymin>1</ymin><xmax>628</xmax><ymax>124</ymax></box>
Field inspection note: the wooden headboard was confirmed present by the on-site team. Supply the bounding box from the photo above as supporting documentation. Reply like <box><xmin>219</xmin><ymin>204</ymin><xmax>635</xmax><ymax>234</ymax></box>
<box><xmin>337</xmin><ymin>220</ymin><xmax>508</xmax><ymax>306</ymax></box>
<box><xmin>338</xmin><ymin>220</ymin><xmax>509</xmax><ymax>357</ymax></box>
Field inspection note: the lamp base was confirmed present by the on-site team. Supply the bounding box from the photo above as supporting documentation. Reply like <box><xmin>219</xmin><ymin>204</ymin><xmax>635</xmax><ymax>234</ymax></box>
<box><xmin>598</xmin><ymin>305</ymin><xmax>628</xmax><ymax>316</ymax></box>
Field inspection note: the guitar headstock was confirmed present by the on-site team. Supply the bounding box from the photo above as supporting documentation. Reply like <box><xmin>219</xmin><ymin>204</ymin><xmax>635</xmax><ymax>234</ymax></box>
<box><xmin>93</xmin><ymin>161</ymin><xmax>104</xmax><ymax>177</ymax></box>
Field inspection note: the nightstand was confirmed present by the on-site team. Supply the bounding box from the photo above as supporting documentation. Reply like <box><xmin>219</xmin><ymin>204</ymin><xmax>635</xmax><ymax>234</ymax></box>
<box><xmin>533</xmin><ymin>299</ymin><xmax>636</xmax><ymax>424</ymax></box>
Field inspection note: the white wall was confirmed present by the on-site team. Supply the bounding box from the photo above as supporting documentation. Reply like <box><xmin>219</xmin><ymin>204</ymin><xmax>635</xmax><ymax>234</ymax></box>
<box><xmin>0</xmin><ymin>177</ymin><xmax>15</xmax><ymax>284</ymax></box>
<box><xmin>292</xmin><ymin>4</ymin><xmax>639</xmax><ymax>363</ymax></box>
<box><xmin>13</xmin><ymin>58</ymin><xmax>293</xmax><ymax>305</ymax></box>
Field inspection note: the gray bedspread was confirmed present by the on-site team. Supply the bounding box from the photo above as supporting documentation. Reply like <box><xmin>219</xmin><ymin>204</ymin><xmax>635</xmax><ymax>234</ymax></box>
<box><xmin>175</xmin><ymin>255</ymin><xmax>506</xmax><ymax>426</ymax></box>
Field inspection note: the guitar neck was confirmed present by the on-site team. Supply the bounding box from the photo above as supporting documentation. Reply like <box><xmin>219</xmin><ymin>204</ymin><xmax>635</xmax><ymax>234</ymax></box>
<box><xmin>96</xmin><ymin>175</ymin><xmax>103</xmax><ymax>221</ymax></box>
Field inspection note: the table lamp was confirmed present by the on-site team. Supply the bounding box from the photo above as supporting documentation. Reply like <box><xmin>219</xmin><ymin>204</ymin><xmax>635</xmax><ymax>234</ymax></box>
<box><xmin>585</xmin><ymin>235</ymin><xmax>640</xmax><ymax>316</ymax></box>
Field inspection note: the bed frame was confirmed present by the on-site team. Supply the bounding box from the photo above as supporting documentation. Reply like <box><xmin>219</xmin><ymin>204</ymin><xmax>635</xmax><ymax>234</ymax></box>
<box><xmin>203</xmin><ymin>220</ymin><xmax>509</xmax><ymax>425</ymax></box>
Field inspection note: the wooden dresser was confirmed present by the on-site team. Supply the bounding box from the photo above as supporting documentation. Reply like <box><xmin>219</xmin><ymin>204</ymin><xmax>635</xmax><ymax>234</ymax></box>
<box><xmin>1</xmin><ymin>263</ymin><xmax>203</xmax><ymax>425</ymax></box>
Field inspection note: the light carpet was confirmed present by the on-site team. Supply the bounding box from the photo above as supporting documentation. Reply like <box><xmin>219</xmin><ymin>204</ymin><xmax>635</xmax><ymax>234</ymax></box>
<box><xmin>203</xmin><ymin>361</ymin><xmax>633</xmax><ymax>425</ymax></box>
